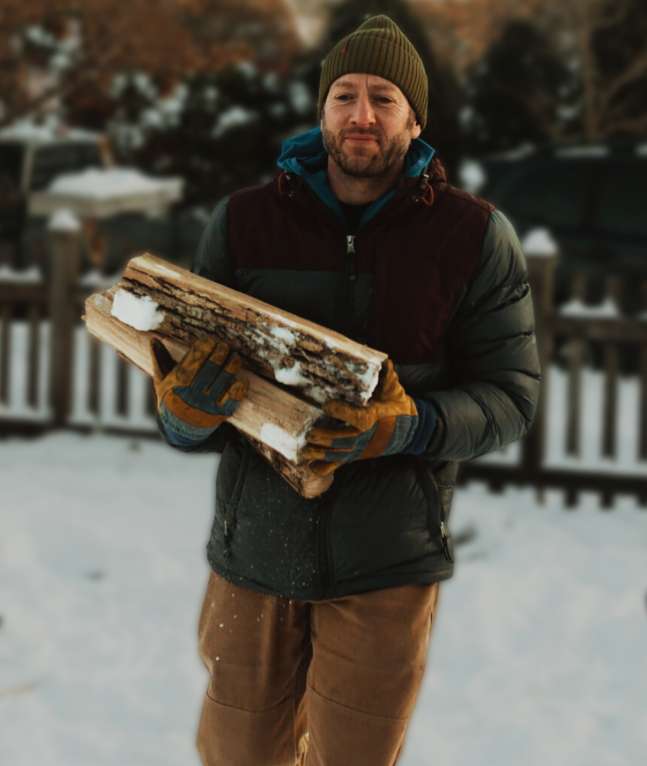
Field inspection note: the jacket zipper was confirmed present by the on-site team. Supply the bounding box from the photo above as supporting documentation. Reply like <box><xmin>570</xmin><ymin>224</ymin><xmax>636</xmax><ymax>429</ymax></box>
<box><xmin>346</xmin><ymin>234</ymin><xmax>356</xmax><ymax>270</ymax></box>
<box><xmin>315</xmin><ymin>236</ymin><xmax>355</xmax><ymax>597</ymax></box>
<box><xmin>346</xmin><ymin>234</ymin><xmax>357</xmax><ymax>335</ymax></box>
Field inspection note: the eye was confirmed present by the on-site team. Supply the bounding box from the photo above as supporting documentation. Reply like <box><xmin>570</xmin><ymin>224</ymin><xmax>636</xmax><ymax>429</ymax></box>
<box><xmin>334</xmin><ymin>93</ymin><xmax>354</xmax><ymax>102</ymax></box>
<box><xmin>374</xmin><ymin>96</ymin><xmax>394</xmax><ymax>105</ymax></box>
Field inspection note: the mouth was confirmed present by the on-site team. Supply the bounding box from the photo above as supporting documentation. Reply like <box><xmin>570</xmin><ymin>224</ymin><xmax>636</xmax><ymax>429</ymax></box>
<box><xmin>344</xmin><ymin>134</ymin><xmax>379</xmax><ymax>143</ymax></box>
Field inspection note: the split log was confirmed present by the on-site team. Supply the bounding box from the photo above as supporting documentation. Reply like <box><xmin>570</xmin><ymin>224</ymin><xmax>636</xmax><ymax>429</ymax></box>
<box><xmin>83</xmin><ymin>253</ymin><xmax>388</xmax><ymax>498</ymax></box>
<box><xmin>118</xmin><ymin>253</ymin><xmax>386</xmax><ymax>406</ymax></box>
<box><xmin>84</xmin><ymin>290</ymin><xmax>332</xmax><ymax>498</ymax></box>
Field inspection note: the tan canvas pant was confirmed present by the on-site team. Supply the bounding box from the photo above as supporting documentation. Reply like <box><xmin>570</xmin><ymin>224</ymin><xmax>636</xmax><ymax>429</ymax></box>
<box><xmin>196</xmin><ymin>570</ymin><xmax>440</xmax><ymax>766</ymax></box>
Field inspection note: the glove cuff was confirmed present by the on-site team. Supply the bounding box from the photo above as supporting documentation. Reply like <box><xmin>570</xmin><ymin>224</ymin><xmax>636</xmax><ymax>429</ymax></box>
<box><xmin>403</xmin><ymin>398</ymin><xmax>438</xmax><ymax>455</ymax></box>
<box><xmin>158</xmin><ymin>400</ymin><xmax>221</xmax><ymax>448</ymax></box>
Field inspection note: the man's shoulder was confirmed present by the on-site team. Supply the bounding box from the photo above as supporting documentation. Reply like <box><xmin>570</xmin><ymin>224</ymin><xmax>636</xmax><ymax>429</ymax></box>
<box><xmin>436</xmin><ymin>181</ymin><xmax>495</xmax><ymax>216</ymax></box>
<box><xmin>229</xmin><ymin>176</ymin><xmax>280</xmax><ymax>208</ymax></box>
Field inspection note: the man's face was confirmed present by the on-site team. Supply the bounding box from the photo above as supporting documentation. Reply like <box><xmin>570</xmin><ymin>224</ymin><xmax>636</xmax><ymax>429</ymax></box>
<box><xmin>321</xmin><ymin>73</ymin><xmax>422</xmax><ymax>179</ymax></box>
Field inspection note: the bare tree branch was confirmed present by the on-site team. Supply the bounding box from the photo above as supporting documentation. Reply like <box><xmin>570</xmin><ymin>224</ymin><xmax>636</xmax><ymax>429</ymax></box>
<box><xmin>598</xmin><ymin>52</ymin><xmax>647</xmax><ymax>117</ymax></box>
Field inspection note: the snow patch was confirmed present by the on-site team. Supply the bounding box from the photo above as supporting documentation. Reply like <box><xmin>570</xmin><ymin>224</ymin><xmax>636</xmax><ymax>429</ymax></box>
<box><xmin>48</xmin><ymin>167</ymin><xmax>182</xmax><ymax>200</ymax></box>
<box><xmin>288</xmin><ymin>81</ymin><xmax>313</xmax><ymax>115</ymax></box>
<box><xmin>274</xmin><ymin>362</ymin><xmax>309</xmax><ymax>387</ymax></box>
<box><xmin>259</xmin><ymin>423</ymin><xmax>307</xmax><ymax>462</ymax></box>
<box><xmin>212</xmin><ymin>106</ymin><xmax>257</xmax><ymax>139</ymax></box>
<box><xmin>522</xmin><ymin>228</ymin><xmax>558</xmax><ymax>257</ymax></box>
<box><xmin>47</xmin><ymin>208</ymin><xmax>81</xmax><ymax>233</ymax></box>
<box><xmin>0</xmin><ymin>118</ymin><xmax>100</xmax><ymax>144</ymax></box>
<box><xmin>0</xmin><ymin>265</ymin><xmax>42</xmax><ymax>283</ymax></box>
<box><xmin>459</xmin><ymin>159</ymin><xmax>487</xmax><ymax>194</ymax></box>
<box><xmin>79</xmin><ymin>270</ymin><xmax>118</xmax><ymax>289</ymax></box>
<box><xmin>555</xmin><ymin>145</ymin><xmax>609</xmax><ymax>158</ymax></box>
<box><xmin>559</xmin><ymin>297</ymin><xmax>620</xmax><ymax>319</ymax></box>
<box><xmin>270</xmin><ymin>326</ymin><xmax>296</xmax><ymax>345</ymax></box>
<box><xmin>111</xmin><ymin>289</ymin><xmax>165</xmax><ymax>331</ymax></box>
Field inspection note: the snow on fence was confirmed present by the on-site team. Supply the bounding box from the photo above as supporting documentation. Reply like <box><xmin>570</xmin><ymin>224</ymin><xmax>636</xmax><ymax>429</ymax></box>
<box><xmin>0</xmin><ymin>234</ymin><xmax>646</xmax><ymax>507</ymax></box>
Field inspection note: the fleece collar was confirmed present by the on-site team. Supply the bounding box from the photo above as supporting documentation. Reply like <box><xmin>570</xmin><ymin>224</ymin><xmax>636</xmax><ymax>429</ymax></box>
<box><xmin>277</xmin><ymin>127</ymin><xmax>436</xmax><ymax>227</ymax></box>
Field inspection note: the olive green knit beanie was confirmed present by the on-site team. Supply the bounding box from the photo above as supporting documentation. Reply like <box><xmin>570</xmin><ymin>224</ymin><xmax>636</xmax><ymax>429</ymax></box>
<box><xmin>318</xmin><ymin>15</ymin><xmax>428</xmax><ymax>129</ymax></box>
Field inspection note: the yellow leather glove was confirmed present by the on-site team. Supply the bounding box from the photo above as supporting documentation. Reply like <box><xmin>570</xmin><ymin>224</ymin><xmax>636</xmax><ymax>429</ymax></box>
<box><xmin>151</xmin><ymin>336</ymin><xmax>247</xmax><ymax>448</ymax></box>
<box><xmin>302</xmin><ymin>360</ymin><xmax>436</xmax><ymax>476</ymax></box>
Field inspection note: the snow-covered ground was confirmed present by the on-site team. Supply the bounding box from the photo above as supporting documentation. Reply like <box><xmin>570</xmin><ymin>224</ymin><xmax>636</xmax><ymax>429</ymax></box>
<box><xmin>1</xmin><ymin>432</ymin><xmax>646</xmax><ymax>766</ymax></box>
<box><xmin>1</xmin><ymin>314</ymin><xmax>646</xmax><ymax>764</ymax></box>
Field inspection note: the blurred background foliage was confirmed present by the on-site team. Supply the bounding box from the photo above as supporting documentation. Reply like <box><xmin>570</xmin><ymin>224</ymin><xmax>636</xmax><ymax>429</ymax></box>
<box><xmin>1</xmin><ymin>0</ymin><xmax>646</xmax><ymax>207</ymax></box>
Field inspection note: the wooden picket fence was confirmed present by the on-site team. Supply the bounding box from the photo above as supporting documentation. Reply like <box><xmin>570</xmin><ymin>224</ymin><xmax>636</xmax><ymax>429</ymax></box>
<box><xmin>0</xmin><ymin>232</ymin><xmax>646</xmax><ymax>507</ymax></box>
<box><xmin>460</xmin><ymin>258</ymin><xmax>647</xmax><ymax>507</ymax></box>
<box><xmin>0</xmin><ymin>229</ymin><xmax>156</xmax><ymax>437</ymax></box>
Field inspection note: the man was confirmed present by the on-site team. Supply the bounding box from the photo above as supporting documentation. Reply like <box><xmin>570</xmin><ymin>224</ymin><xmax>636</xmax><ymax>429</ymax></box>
<box><xmin>151</xmin><ymin>15</ymin><xmax>541</xmax><ymax>766</ymax></box>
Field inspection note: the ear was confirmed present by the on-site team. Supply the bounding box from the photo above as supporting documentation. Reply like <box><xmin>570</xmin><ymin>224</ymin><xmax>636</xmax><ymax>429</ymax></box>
<box><xmin>411</xmin><ymin>122</ymin><xmax>422</xmax><ymax>140</ymax></box>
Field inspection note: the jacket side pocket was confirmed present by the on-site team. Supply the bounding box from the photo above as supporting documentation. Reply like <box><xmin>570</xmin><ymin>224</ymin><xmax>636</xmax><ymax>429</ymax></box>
<box><xmin>221</xmin><ymin>439</ymin><xmax>251</xmax><ymax>560</ymax></box>
<box><xmin>415</xmin><ymin>461</ymin><xmax>454</xmax><ymax>563</ymax></box>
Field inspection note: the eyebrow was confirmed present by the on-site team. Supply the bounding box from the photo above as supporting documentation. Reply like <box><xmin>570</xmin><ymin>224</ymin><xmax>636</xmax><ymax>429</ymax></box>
<box><xmin>331</xmin><ymin>79</ymin><xmax>398</xmax><ymax>94</ymax></box>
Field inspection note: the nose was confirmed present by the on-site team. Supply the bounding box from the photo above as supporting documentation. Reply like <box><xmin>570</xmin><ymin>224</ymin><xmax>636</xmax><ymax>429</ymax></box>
<box><xmin>349</xmin><ymin>92</ymin><xmax>376</xmax><ymax>126</ymax></box>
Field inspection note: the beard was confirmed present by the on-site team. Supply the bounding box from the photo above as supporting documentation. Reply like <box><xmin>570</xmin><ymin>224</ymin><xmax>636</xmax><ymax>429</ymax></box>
<box><xmin>321</xmin><ymin>123</ymin><xmax>412</xmax><ymax>179</ymax></box>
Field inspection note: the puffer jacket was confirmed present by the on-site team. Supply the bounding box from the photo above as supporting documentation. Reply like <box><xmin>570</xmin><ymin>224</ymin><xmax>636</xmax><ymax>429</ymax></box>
<box><xmin>159</xmin><ymin>128</ymin><xmax>541</xmax><ymax>600</ymax></box>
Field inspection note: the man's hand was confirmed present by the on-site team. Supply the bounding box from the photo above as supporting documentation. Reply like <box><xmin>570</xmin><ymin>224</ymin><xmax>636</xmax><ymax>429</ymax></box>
<box><xmin>151</xmin><ymin>336</ymin><xmax>247</xmax><ymax>447</ymax></box>
<box><xmin>302</xmin><ymin>360</ymin><xmax>435</xmax><ymax>476</ymax></box>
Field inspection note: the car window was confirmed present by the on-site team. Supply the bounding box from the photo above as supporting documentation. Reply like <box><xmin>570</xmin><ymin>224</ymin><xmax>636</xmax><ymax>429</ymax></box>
<box><xmin>30</xmin><ymin>142</ymin><xmax>102</xmax><ymax>191</ymax></box>
<box><xmin>595</xmin><ymin>162</ymin><xmax>646</xmax><ymax>239</ymax></box>
<box><xmin>496</xmin><ymin>161</ymin><xmax>593</xmax><ymax>230</ymax></box>
<box><xmin>0</xmin><ymin>143</ymin><xmax>25</xmax><ymax>190</ymax></box>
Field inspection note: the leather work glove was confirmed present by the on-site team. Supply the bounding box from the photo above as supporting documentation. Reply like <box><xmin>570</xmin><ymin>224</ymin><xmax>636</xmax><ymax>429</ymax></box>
<box><xmin>150</xmin><ymin>336</ymin><xmax>247</xmax><ymax>448</ymax></box>
<box><xmin>301</xmin><ymin>360</ymin><xmax>437</xmax><ymax>477</ymax></box>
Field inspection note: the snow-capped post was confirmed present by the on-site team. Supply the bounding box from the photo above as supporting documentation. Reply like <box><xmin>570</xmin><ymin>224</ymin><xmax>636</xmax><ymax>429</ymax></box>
<box><xmin>521</xmin><ymin>228</ymin><xmax>559</xmax><ymax>499</ymax></box>
<box><xmin>47</xmin><ymin>209</ymin><xmax>82</xmax><ymax>425</ymax></box>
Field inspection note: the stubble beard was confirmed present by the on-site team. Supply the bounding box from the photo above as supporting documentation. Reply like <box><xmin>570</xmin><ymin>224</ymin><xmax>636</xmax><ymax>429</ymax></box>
<box><xmin>321</xmin><ymin>123</ymin><xmax>412</xmax><ymax>180</ymax></box>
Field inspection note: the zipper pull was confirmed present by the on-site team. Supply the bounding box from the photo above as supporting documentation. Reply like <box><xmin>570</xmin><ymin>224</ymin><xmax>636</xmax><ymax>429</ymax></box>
<box><xmin>346</xmin><ymin>235</ymin><xmax>357</xmax><ymax>281</ymax></box>
<box><xmin>440</xmin><ymin>521</ymin><xmax>454</xmax><ymax>563</ymax></box>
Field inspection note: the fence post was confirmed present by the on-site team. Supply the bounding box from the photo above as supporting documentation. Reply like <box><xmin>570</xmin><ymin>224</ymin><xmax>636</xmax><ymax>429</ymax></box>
<box><xmin>523</xmin><ymin>241</ymin><xmax>558</xmax><ymax>500</ymax></box>
<box><xmin>48</xmin><ymin>210</ymin><xmax>82</xmax><ymax>426</ymax></box>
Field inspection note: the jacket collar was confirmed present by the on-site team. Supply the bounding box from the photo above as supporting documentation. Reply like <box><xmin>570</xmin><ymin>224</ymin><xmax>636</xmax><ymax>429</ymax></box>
<box><xmin>276</xmin><ymin>127</ymin><xmax>437</xmax><ymax>228</ymax></box>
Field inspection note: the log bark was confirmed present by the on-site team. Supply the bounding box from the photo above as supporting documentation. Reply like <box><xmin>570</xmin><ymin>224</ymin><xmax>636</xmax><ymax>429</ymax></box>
<box><xmin>83</xmin><ymin>254</ymin><xmax>388</xmax><ymax>498</ymax></box>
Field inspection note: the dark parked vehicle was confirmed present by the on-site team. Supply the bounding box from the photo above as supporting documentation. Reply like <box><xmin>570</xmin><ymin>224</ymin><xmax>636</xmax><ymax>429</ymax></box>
<box><xmin>0</xmin><ymin>126</ymin><xmax>112</xmax><ymax>269</ymax></box>
<box><xmin>0</xmin><ymin>125</ymin><xmax>196</xmax><ymax>275</ymax></box>
<box><xmin>477</xmin><ymin>142</ymin><xmax>647</xmax><ymax>317</ymax></box>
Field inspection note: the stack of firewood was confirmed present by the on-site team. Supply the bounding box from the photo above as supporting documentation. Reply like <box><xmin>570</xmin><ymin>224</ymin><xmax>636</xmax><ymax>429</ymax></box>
<box><xmin>84</xmin><ymin>253</ymin><xmax>387</xmax><ymax>497</ymax></box>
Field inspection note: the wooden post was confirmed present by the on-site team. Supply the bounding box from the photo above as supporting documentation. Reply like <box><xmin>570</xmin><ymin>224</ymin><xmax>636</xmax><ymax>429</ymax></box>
<box><xmin>523</xmin><ymin>248</ymin><xmax>558</xmax><ymax>501</ymax></box>
<box><xmin>48</xmin><ymin>211</ymin><xmax>82</xmax><ymax>426</ymax></box>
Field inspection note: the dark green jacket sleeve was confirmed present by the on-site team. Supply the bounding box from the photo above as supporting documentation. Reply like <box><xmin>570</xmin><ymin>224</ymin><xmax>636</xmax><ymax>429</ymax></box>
<box><xmin>192</xmin><ymin>196</ymin><xmax>235</xmax><ymax>287</ymax></box>
<box><xmin>157</xmin><ymin>197</ymin><xmax>237</xmax><ymax>453</ymax></box>
<box><xmin>423</xmin><ymin>209</ymin><xmax>542</xmax><ymax>461</ymax></box>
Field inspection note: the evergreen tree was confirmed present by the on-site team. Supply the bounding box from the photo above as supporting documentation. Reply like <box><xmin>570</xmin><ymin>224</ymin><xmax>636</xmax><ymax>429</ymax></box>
<box><xmin>464</xmin><ymin>20</ymin><xmax>573</xmax><ymax>155</ymax></box>
<box><xmin>121</xmin><ymin>62</ymin><xmax>314</xmax><ymax>207</ymax></box>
